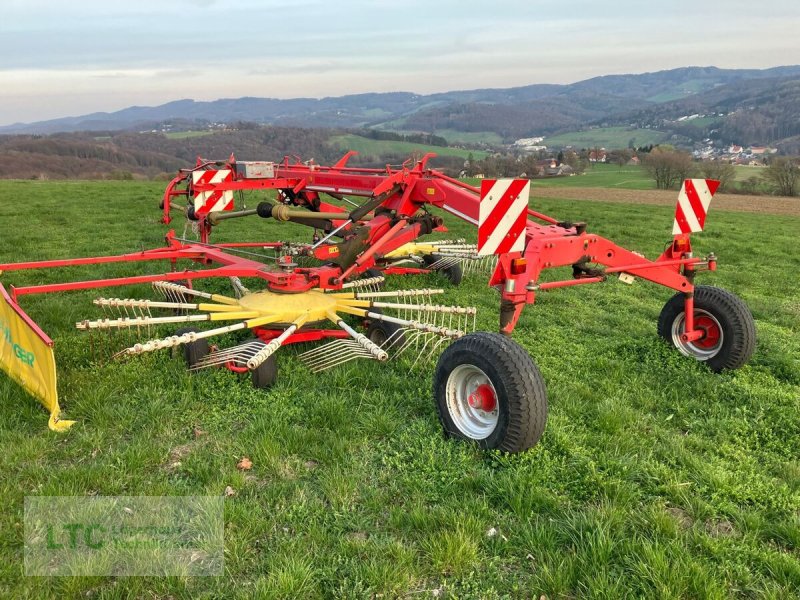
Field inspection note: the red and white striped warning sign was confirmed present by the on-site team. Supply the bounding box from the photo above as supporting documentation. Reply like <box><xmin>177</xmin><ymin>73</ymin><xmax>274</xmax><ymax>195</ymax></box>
<box><xmin>192</xmin><ymin>169</ymin><xmax>234</xmax><ymax>216</ymax></box>
<box><xmin>477</xmin><ymin>179</ymin><xmax>530</xmax><ymax>256</ymax></box>
<box><xmin>672</xmin><ymin>179</ymin><xmax>720</xmax><ymax>235</ymax></box>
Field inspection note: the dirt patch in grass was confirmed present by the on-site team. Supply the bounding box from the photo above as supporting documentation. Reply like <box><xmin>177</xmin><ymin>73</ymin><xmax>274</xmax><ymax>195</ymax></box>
<box><xmin>666</xmin><ymin>506</ymin><xmax>694</xmax><ymax>530</ymax></box>
<box><xmin>705</xmin><ymin>519</ymin><xmax>737</xmax><ymax>538</ymax></box>
<box><xmin>531</xmin><ymin>186</ymin><xmax>800</xmax><ymax>217</ymax></box>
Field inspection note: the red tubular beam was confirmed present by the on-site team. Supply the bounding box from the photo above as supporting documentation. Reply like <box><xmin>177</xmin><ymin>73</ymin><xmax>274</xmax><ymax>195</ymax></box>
<box><xmin>12</xmin><ymin>267</ymin><xmax>264</xmax><ymax>297</ymax></box>
<box><xmin>214</xmin><ymin>242</ymin><xmax>284</xmax><ymax>249</ymax></box>
<box><xmin>337</xmin><ymin>219</ymin><xmax>408</xmax><ymax>282</ymax></box>
<box><xmin>527</xmin><ymin>209</ymin><xmax>559</xmax><ymax>225</ymax></box>
<box><xmin>604</xmin><ymin>257</ymin><xmax>703</xmax><ymax>274</ymax></box>
<box><xmin>536</xmin><ymin>277</ymin><xmax>604</xmax><ymax>290</ymax></box>
<box><xmin>427</xmin><ymin>170</ymin><xmax>480</xmax><ymax>194</ymax></box>
<box><xmin>0</xmin><ymin>249</ymin><xmax>193</xmax><ymax>272</ymax></box>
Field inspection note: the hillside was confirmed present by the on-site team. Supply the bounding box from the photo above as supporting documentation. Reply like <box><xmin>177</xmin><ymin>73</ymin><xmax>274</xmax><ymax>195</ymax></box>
<box><xmin>0</xmin><ymin>128</ymin><xmax>468</xmax><ymax>180</ymax></box>
<box><xmin>3</xmin><ymin>66</ymin><xmax>800</xmax><ymax>150</ymax></box>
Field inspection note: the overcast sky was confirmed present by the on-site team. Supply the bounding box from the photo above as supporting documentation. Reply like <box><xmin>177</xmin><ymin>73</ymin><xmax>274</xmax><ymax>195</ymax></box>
<box><xmin>1</xmin><ymin>0</ymin><xmax>798</xmax><ymax>125</ymax></box>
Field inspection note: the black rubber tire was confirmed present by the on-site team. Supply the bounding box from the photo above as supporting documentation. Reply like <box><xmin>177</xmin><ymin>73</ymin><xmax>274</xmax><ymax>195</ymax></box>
<box><xmin>175</xmin><ymin>327</ymin><xmax>209</xmax><ymax>368</ymax></box>
<box><xmin>433</xmin><ymin>332</ymin><xmax>548</xmax><ymax>453</ymax></box>
<box><xmin>363</xmin><ymin>268</ymin><xmax>386</xmax><ymax>289</ymax></box>
<box><xmin>657</xmin><ymin>285</ymin><xmax>756</xmax><ymax>372</ymax></box>
<box><xmin>366</xmin><ymin>319</ymin><xmax>404</xmax><ymax>348</ymax></box>
<box><xmin>424</xmin><ymin>253</ymin><xmax>463</xmax><ymax>286</ymax></box>
<box><xmin>247</xmin><ymin>339</ymin><xmax>278</xmax><ymax>389</ymax></box>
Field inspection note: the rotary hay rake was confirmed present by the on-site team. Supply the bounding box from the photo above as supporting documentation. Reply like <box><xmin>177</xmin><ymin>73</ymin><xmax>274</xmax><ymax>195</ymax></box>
<box><xmin>0</xmin><ymin>152</ymin><xmax>756</xmax><ymax>452</ymax></box>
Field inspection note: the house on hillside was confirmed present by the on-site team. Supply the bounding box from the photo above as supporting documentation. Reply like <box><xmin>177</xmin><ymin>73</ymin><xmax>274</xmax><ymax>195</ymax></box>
<box><xmin>588</xmin><ymin>149</ymin><xmax>607</xmax><ymax>163</ymax></box>
<box><xmin>627</xmin><ymin>156</ymin><xmax>641</xmax><ymax>166</ymax></box>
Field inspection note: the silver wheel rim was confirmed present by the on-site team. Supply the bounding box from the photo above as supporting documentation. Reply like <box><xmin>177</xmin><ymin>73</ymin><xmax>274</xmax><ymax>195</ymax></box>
<box><xmin>671</xmin><ymin>309</ymin><xmax>724</xmax><ymax>360</ymax></box>
<box><xmin>445</xmin><ymin>364</ymin><xmax>499</xmax><ymax>440</ymax></box>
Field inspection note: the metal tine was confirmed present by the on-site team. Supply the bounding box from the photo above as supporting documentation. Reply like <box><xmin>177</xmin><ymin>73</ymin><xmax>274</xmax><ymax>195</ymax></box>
<box><xmin>353</xmin><ymin>288</ymin><xmax>444</xmax><ymax>300</ymax></box>
<box><xmin>298</xmin><ymin>339</ymin><xmax>353</xmax><ymax>360</ymax></box>
<box><xmin>411</xmin><ymin>333</ymin><xmax>445</xmax><ymax>368</ymax></box>
<box><xmin>380</xmin><ymin>329</ymin><xmax>404</xmax><ymax>352</ymax></box>
<box><xmin>191</xmin><ymin>341</ymin><xmax>265</xmax><ymax>370</ymax></box>
<box><xmin>195</xmin><ymin>340</ymin><xmax>265</xmax><ymax>362</ymax></box>
<box><xmin>306</xmin><ymin>347</ymin><xmax>373</xmax><ymax>372</ymax></box>
<box><xmin>229</xmin><ymin>277</ymin><xmax>250</xmax><ymax>298</ymax></box>
<box><xmin>311</xmin><ymin>350</ymin><xmax>373</xmax><ymax>372</ymax></box>
<box><xmin>427</xmin><ymin>256</ymin><xmax>462</xmax><ymax>270</ymax></box>
<box><xmin>299</xmin><ymin>340</ymin><xmax>372</xmax><ymax>372</ymax></box>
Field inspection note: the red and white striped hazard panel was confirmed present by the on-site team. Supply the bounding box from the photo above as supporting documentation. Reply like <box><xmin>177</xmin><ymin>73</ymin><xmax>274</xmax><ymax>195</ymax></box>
<box><xmin>672</xmin><ymin>179</ymin><xmax>720</xmax><ymax>235</ymax></box>
<box><xmin>192</xmin><ymin>169</ymin><xmax>234</xmax><ymax>216</ymax></box>
<box><xmin>477</xmin><ymin>179</ymin><xmax>530</xmax><ymax>256</ymax></box>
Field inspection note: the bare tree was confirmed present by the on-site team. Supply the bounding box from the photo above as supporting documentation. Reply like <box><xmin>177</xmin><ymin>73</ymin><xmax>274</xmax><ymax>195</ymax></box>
<box><xmin>761</xmin><ymin>157</ymin><xmax>799</xmax><ymax>196</ymax></box>
<box><xmin>608</xmin><ymin>148</ymin><xmax>633</xmax><ymax>169</ymax></box>
<box><xmin>700</xmin><ymin>161</ymin><xmax>736</xmax><ymax>192</ymax></box>
<box><xmin>644</xmin><ymin>147</ymin><xmax>694</xmax><ymax>190</ymax></box>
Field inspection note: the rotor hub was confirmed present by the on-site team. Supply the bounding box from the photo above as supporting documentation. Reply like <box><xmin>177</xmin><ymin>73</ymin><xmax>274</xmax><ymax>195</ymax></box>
<box><xmin>237</xmin><ymin>289</ymin><xmax>337</xmax><ymax>323</ymax></box>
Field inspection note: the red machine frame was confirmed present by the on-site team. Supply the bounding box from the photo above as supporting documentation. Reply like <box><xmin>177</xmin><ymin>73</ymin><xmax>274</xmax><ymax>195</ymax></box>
<box><xmin>2</xmin><ymin>152</ymin><xmax>716</xmax><ymax>349</ymax></box>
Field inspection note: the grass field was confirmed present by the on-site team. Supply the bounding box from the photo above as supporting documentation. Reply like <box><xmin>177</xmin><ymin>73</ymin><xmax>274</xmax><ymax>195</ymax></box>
<box><xmin>329</xmin><ymin>134</ymin><xmax>487</xmax><ymax>161</ymax></box>
<box><xmin>164</xmin><ymin>130</ymin><xmax>216</xmax><ymax>140</ymax></box>
<box><xmin>543</xmin><ymin>127</ymin><xmax>670</xmax><ymax>150</ymax></box>
<box><xmin>0</xmin><ymin>180</ymin><xmax>798</xmax><ymax>598</ymax></box>
<box><xmin>430</xmin><ymin>129</ymin><xmax>504</xmax><ymax>146</ymax></box>
<box><xmin>532</xmin><ymin>164</ymin><xmax>654</xmax><ymax>190</ymax></box>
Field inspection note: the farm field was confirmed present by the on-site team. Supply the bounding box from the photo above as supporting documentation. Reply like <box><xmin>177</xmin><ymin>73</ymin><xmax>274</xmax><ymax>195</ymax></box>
<box><xmin>525</xmin><ymin>163</ymin><xmax>655</xmax><ymax>190</ymax></box>
<box><xmin>329</xmin><ymin>134</ymin><xmax>488</xmax><ymax>161</ymax></box>
<box><xmin>542</xmin><ymin>127</ymin><xmax>670</xmax><ymax>150</ymax></box>
<box><xmin>528</xmin><ymin>186</ymin><xmax>800</xmax><ymax>217</ymax></box>
<box><xmin>0</xmin><ymin>180</ymin><xmax>798</xmax><ymax>598</ymax></box>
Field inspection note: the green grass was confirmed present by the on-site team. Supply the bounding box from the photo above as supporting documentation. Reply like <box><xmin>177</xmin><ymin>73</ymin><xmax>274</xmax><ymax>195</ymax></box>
<box><xmin>330</xmin><ymin>134</ymin><xmax>488</xmax><ymax>161</ymax></box>
<box><xmin>163</xmin><ymin>130</ymin><xmax>216</xmax><ymax>139</ymax></box>
<box><xmin>0</xmin><ymin>180</ymin><xmax>798</xmax><ymax>598</ymax></box>
<box><xmin>676</xmin><ymin>117</ymin><xmax>721</xmax><ymax>129</ymax></box>
<box><xmin>545</xmin><ymin>127</ymin><xmax>670</xmax><ymax>150</ymax></box>
<box><xmin>431</xmin><ymin>129</ymin><xmax>504</xmax><ymax>146</ymax></box>
<box><xmin>470</xmin><ymin>163</ymin><xmax>654</xmax><ymax>190</ymax></box>
<box><xmin>647</xmin><ymin>79</ymin><xmax>715</xmax><ymax>103</ymax></box>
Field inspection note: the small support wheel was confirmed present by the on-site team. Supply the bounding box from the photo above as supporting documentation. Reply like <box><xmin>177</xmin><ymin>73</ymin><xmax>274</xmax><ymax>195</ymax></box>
<box><xmin>175</xmin><ymin>327</ymin><xmax>209</xmax><ymax>368</ymax></box>
<box><xmin>363</xmin><ymin>268</ymin><xmax>385</xmax><ymax>289</ymax></box>
<box><xmin>366</xmin><ymin>319</ymin><xmax>404</xmax><ymax>348</ymax></box>
<box><xmin>424</xmin><ymin>253</ymin><xmax>463</xmax><ymax>285</ymax></box>
<box><xmin>247</xmin><ymin>338</ymin><xmax>278</xmax><ymax>389</ymax></box>
<box><xmin>657</xmin><ymin>285</ymin><xmax>755</xmax><ymax>372</ymax></box>
<box><xmin>433</xmin><ymin>332</ymin><xmax>547</xmax><ymax>453</ymax></box>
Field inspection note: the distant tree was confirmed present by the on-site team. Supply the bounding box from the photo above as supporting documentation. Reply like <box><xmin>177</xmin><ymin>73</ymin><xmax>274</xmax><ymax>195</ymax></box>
<box><xmin>761</xmin><ymin>157</ymin><xmax>799</xmax><ymax>196</ymax></box>
<box><xmin>465</xmin><ymin>152</ymin><xmax>478</xmax><ymax>177</ymax></box>
<box><xmin>700</xmin><ymin>161</ymin><xmax>736</xmax><ymax>192</ymax></box>
<box><xmin>608</xmin><ymin>148</ymin><xmax>633</xmax><ymax>169</ymax></box>
<box><xmin>556</xmin><ymin>150</ymin><xmax>564</xmax><ymax>165</ymax></box>
<box><xmin>643</xmin><ymin>147</ymin><xmax>694</xmax><ymax>190</ymax></box>
<box><xmin>740</xmin><ymin>175</ymin><xmax>762</xmax><ymax>195</ymax></box>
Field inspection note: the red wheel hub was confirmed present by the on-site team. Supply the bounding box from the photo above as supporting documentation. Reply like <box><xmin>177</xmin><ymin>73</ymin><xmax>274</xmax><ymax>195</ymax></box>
<box><xmin>468</xmin><ymin>384</ymin><xmax>497</xmax><ymax>412</ymax></box>
<box><xmin>693</xmin><ymin>314</ymin><xmax>722</xmax><ymax>349</ymax></box>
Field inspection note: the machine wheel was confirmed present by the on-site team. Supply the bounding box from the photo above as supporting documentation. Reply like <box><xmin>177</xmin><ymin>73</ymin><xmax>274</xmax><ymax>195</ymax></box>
<box><xmin>175</xmin><ymin>327</ymin><xmax>209</xmax><ymax>368</ymax></box>
<box><xmin>657</xmin><ymin>285</ymin><xmax>755</xmax><ymax>372</ymax></box>
<box><xmin>247</xmin><ymin>338</ymin><xmax>278</xmax><ymax>389</ymax></box>
<box><xmin>366</xmin><ymin>319</ymin><xmax>404</xmax><ymax>348</ymax></box>
<box><xmin>433</xmin><ymin>332</ymin><xmax>547</xmax><ymax>453</ymax></box>
<box><xmin>363</xmin><ymin>268</ymin><xmax>385</xmax><ymax>289</ymax></box>
<box><xmin>424</xmin><ymin>253</ymin><xmax>463</xmax><ymax>285</ymax></box>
